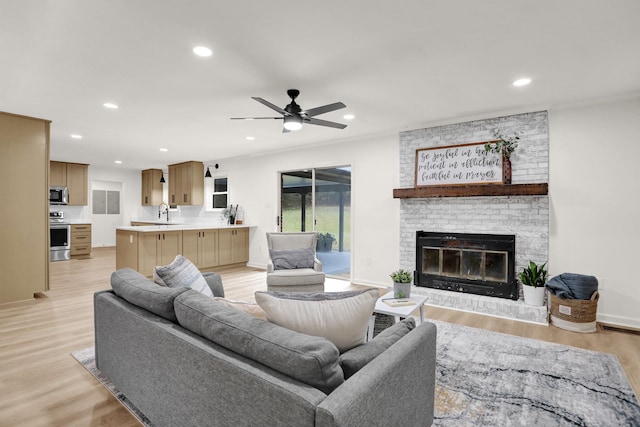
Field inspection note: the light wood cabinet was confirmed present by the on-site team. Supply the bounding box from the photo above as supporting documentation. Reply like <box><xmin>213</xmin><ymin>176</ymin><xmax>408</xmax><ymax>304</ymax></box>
<box><xmin>142</xmin><ymin>169</ymin><xmax>164</xmax><ymax>206</ymax></box>
<box><xmin>116</xmin><ymin>226</ymin><xmax>249</xmax><ymax>276</ymax></box>
<box><xmin>66</xmin><ymin>163</ymin><xmax>88</xmax><ymax>206</ymax></box>
<box><xmin>70</xmin><ymin>224</ymin><xmax>92</xmax><ymax>257</ymax></box>
<box><xmin>218</xmin><ymin>228</ymin><xmax>249</xmax><ymax>266</ymax></box>
<box><xmin>117</xmin><ymin>229</ymin><xmax>183</xmax><ymax>277</ymax></box>
<box><xmin>182</xmin><ymin>229</ymin><xmax>218</xmax><ymax>269</ymax></box>
<box><xmin>50</xmin><ymin>161</ymin><xmax>67</xmax><ymax>186</ymax></box>
<box><xmin>50</xmin><ymin>161</ymin><xmax>88</xmax><ymax>205</ymax></box>
<box><xmin>137</xmin><ymin>230</ymin><xmax>182</xmax><ymax>277</ymax></box>
<box><xmin>1</xmin><ymin>112</ymin><xmax>50</xmax><ymax>304</ymax></box>
<box><xmin>168</xmin><ymin>161</ymin><xmax>204</xmax><ymax>205</ymax></box>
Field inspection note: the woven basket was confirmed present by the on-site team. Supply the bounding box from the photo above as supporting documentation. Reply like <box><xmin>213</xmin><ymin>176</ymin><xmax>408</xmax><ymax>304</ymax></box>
<box><xmin>549</xmin><ymin>291</ymin><xmax>599</xmax><ymax>333</ymax></box>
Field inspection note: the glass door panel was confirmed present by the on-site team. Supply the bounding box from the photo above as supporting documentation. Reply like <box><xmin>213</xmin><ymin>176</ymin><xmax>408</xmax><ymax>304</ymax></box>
<box><xmin>279</xmin><ymin>166</ymin><xmax>351</xmax><ymax>278</ymax></box>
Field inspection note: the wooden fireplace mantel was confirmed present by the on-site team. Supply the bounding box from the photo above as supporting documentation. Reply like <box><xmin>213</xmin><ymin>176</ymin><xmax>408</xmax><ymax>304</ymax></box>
<box><xmin>392</xmin><ymin>183</ymin><xmax>548</xmax><ymax>199</ymax></box>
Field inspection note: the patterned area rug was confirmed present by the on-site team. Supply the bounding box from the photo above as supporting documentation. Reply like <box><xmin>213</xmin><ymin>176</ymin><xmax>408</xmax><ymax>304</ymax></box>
<box><xmin>431</xmin><ymin>320</ymin><xmax>640</xmax><ymax>426</ymax></box>
<box><xmin>72</xmin><ymin>321</ymin><xmax>640</xmax><ymax>427</ymax></box>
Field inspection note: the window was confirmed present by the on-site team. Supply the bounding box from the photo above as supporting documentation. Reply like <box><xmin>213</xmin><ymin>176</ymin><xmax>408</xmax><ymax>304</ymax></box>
<box><xmin>212</xmin><ymin>177</ymin><xmax>228</xmax><ymax>209</ymax></box>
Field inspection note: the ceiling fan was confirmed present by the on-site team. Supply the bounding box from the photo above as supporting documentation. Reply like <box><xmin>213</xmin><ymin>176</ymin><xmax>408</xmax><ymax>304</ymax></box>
<box><xmin>231</xmin><ymin>89</ymin><xmax>347</xmax><ymax>132</ymax></box>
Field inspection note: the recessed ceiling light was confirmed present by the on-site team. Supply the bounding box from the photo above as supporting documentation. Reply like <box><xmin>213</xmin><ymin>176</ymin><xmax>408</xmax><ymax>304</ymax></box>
<box><xmin>343</xmin><ymin>114</ymin><xmax>355</xmax><ymax>120</ymax></box>
<box><xmin>70</xmin><ymin>134</ymin><xmax>83</xmax><ymax>139</ymax></box>
<box><xmin>513</xmin><ymin>78</ymin><xmax>532</xmax><ymax>87</ymax></box>
<box><xmin>193</xmin><ymin>46</ymin><xmax>213</xmax><ymax>57</ymax></box>
<box><xmin>114</xmin><ymin>160</ymin><xmax>122</xmax><ymax>164</ymax></box>
<box><xmin>245</xmin><ymin>136</ymin><xmax>255</xmax><ymax>140</ymax></box>
<box><xmin>103</xmin><ymin>102</ymin><xmax>119</xmax><ymax>109</ymax></box>
<box><xmin>160</xmin><ymin>148</ymin><xmax>168</xmax><ymax>152</ymax></box>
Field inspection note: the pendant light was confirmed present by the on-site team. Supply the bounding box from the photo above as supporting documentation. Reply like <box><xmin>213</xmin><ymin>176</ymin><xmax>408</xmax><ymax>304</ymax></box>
<box><xmin>160</xmin><ymin>171</ymin><xmax>166</xmax><ymax>183</ymax></box>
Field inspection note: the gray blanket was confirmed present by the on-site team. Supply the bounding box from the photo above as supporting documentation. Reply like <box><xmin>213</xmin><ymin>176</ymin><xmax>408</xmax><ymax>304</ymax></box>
<box><xmin>546</xmin><ymin>273</ymin><xmax>598</xmax><ymax>300</ymax></box>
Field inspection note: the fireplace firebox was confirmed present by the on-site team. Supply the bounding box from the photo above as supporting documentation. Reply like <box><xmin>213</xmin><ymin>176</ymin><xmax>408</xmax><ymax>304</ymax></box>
<box><xmin>415</xmin><ymin>231</ymin><xmax>518</xmax><ymax>300</ymax></box>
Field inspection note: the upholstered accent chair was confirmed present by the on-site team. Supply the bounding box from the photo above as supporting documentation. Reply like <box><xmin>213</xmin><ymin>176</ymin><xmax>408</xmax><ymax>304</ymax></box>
<box><xmin>265</xmin><ymin>232</ymin><xmax>326</xmax><ymax>292</ymax></box>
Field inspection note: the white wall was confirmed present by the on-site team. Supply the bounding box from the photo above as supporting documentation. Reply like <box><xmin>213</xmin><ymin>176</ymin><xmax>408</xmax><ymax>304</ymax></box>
<box><xmin>206</xmin><ymin>134</ymin><xmax>400</xmax><ymax>287</ymax></box>
<box><xmin>549</xmin><ymin>95</ymin><xmax>640</xmax><ymax>329</ymax></box>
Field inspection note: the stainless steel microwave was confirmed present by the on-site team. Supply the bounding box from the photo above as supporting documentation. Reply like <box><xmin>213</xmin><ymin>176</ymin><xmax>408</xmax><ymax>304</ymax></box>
<box><xmin>49</xmin><ymin>186</ymin><xmax>68</xmax><ymax>205</ymax></box>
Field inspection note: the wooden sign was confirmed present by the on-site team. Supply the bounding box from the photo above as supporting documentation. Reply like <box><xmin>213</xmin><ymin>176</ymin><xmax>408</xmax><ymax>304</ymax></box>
<box><xmin>415</xmin><ymin>141</ymin><xmax>503</xmax><ymax>187</ymax></box>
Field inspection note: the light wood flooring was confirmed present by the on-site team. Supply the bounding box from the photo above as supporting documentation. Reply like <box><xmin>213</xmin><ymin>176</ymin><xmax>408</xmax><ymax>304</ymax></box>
<box><xmin>0</xmin><ymin>247</ymin><xmax>638</xmax><ymax>426</ymax></box>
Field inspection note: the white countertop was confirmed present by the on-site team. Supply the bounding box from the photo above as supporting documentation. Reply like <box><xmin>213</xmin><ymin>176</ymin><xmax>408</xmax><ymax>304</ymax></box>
<box><xmin>67</xmin><ymin>219</ymin><xmax>92</xmax><ymax>224</ymax></box>
<box><xmin>117</xmin><ymin>223</ymin><xmax>251</xmax><ymax>232</ymax></box>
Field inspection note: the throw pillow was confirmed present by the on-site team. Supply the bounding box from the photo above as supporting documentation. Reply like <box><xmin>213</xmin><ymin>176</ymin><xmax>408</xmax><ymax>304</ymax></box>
<box><xmin>270</xmin><ymin>247</ymin><xmax>315</xmax><ymax>270</ymax></box>
<box><xmin>111</xmin><ymin>268</ymin><xmax>189</xmax><ymax>322</ymax></box>
<box><xmin>154</xmin><ymin>255</ymin><xmax>213</xmax><ymax>297</ymax></box>
<box><xmin>255</xmin><ymin>289</ymin><xmax>379</xmax><ymax>352</ymax></box>
<box><xmin>339</xmin><ymin>318</ymin><xmax>416</xmax><ymax>379</ymax></box>
<box><xmin>214</xmin><ymin>297</ymin><xmax>267</xmax><ymax>320</ymax></box>
<box><xmin>175</xmin><ymin>290</ymin><xmax>344</xmax><ymax>394</ymax></box>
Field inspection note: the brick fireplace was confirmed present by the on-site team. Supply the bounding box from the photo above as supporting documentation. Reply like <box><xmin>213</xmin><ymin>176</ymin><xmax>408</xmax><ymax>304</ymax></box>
<box><xmin>397</xmin><ymin>111</ymin><xmax>549</xmax><ymax>323</ymax></box>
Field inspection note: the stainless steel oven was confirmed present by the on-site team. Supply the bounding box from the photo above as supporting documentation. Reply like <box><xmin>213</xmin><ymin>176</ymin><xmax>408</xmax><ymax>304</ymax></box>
<box><xmin>50</xmin><ymin>211</ymin><xmax>71</xmax><ymax>261</ymax></box>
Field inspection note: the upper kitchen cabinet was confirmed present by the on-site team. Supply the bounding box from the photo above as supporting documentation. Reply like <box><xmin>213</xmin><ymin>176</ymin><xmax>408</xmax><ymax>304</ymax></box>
<box><xmin>141</xmin><ymin>169</ymin><xmax>164</xmax><ymax>206</ymax></box>
<box><xmin>66</xmin><ymin>162</ymin><xmax>88</xmax><ymax>205</ymax></box>
<box><xmin>1</xmin><ymin>112</ymin><xmax>50</xmax><ymax>304</ymax></box>
<box><xmin>50</xmin><ymin>161</ymin><xmax>88</xmax><ymax>205</ymax></box>
<box><xmin>50</xmin><ymin>161</ymin><xmax>67</xmax><ymax>186</ymax></box>
<box><xmin>168</xmin><ymin>161</ymin><xmax>204</xmax><ymax>205</ymax></box>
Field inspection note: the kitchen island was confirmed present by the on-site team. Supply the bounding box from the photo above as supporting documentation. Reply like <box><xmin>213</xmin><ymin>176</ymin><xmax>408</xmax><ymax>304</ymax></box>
<box><xmin>116</xmin><ymin>224</ymin><xmax>250</xmax><ymax>276</ymax></box>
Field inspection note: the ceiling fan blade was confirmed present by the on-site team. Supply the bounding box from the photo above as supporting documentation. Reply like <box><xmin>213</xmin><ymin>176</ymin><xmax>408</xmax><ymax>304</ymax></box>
<box><xmin>303</xmin><ymin>102</ymin><xmax>346</xmax><ymax>117</ymax></box>
<box><xmin>251</xmin><ymin>97</ymin><xmax>289</xmax><ymax>115</ymax></box>
<box><xmin>306</xmin><ymin>117</ymin><xmax>347</xmax><ymax>129</ymax></box>
<box><xmin>230</xmin><ymin>117</ymin><xmax>282</xmax><ymax>120</ymax></box>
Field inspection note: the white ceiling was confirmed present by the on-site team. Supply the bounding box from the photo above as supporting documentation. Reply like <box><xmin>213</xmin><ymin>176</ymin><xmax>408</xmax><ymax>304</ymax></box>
<box><xmin>2</xmin><ymin>1</ymin><xmax>639</xmax><ymax>170</ymax></box>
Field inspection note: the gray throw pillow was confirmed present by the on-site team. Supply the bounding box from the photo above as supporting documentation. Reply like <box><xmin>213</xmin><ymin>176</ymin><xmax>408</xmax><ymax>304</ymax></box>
<box><xmin>339</xmin><ymin>317</ymin><xmax>416</xmax><ymax>379</ymax></box>
<box><xmin>174</xmin><ymin>289</ymin><xmax>344</xmax><ymax>394</ymax></box>
<box><xmin>270</xmin><ymin>247</ymin><xmax>315</xmax><ymax>270</ymax></box>
<box><xmin>111</xmin><ymin>268</ymin><xmax>189</xmax><ymax>322</ymax></box>
<box><xmin>154</xmin><ymin>255</ymin><xmax>213</xmax><ymax>297</ymax></box>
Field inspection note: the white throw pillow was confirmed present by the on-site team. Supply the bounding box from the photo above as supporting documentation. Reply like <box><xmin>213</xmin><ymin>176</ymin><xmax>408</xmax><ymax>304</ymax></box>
<box><xmin>214</xmin><ymin>297</ymin><xmax>267</xmax><ymax>320</ymax></box>
<box><xmin>255</xmin><ymin>289</ymin><xmax>379</xmax><ymax>352</ymax></box>
<box><xmin>154</xmin><ymin>255</ymin><xmax>213</xmax><ymax>297</ymax></box>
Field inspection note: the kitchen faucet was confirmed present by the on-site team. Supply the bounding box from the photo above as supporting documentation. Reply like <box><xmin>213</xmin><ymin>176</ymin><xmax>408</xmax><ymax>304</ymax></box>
<box><xmin>158</xmin><ymin>202</ymin><xmax>170</xmax><ymax>222</ymax></box>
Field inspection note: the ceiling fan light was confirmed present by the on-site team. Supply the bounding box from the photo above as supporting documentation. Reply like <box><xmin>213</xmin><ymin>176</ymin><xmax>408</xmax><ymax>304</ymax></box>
<box><xmin>283</xmin><ymin>116</ymin><xmax>302</xmax><ymax>131</ymax></box>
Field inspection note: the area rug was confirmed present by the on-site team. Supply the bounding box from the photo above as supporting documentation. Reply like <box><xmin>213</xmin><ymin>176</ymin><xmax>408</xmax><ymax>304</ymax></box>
<box><xmin>72</xmin><ymin>321</ymin><xmax>640</xmax><ymax>427</ymax></box>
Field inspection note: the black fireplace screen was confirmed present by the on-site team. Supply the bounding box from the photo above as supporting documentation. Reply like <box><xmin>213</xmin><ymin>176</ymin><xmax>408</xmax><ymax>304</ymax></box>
<box><xmin>416</xmin><ymin>231</ymin><xmax>517</xmax><ymax>300</ymax></box>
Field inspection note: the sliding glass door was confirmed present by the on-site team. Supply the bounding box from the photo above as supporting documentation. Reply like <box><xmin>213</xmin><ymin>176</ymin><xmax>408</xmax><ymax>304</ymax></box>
<box><xmin>280</xmin><ymin>166</ymin><xmax>351</xmax><ymax>278</ymax></box>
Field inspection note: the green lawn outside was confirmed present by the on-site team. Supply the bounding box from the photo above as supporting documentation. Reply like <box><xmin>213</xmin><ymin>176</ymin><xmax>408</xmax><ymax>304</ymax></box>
<box><xmin>282</xmin><ymin>205</ymin><xmax>351</xmax><ymax>252</ymax></box>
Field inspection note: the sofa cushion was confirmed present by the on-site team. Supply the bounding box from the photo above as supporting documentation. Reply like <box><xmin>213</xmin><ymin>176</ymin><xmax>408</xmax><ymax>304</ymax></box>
<box><xmin>174</xmin><ymin>290</ymin><xmax>344</xmax><ymax>394</ymax></box>
<box><xmin>214</xmin><ymin>297</ymin><xmax>267</xmax><ymax>320</ymax></box>
<box><xmin>111</xmin><ymin>268</ymin><xmax>189</xmax><ymax>322</ymax></box>
<box><xmin>339</xmin><ymin>318</ymin><xmax>416</xmax><ymax>379</ymax></box>
<box><xmin>255</xmin><ymin>289</ymin><xmax>379</xmax><ymax>352</ymax></box>
<box><xmin>270</xmin><ymin>247</ymin><xmax>315</xmax><ymax>270</ymax></box>
<box><xmin>154</xmin><ymin>255</ymin><xmax>213</xmax><ymax>297</ymax></box>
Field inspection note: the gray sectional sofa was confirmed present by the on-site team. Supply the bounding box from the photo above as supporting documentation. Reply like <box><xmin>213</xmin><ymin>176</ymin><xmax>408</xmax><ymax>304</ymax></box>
<box><xmin>94</xmin><ymin>268</ymin><xmax>437</xmax><ymax>427</ymax></box>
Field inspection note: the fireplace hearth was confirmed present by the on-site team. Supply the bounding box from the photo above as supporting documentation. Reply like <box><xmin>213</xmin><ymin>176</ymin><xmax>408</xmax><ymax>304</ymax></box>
<box><xmin>416</xmin><ymin>231</ymin><xmax>518</xmax><ymax>300</ymax></box>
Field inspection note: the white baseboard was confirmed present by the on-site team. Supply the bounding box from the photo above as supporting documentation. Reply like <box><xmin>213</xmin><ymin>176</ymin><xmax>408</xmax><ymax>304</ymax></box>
<box><xmin>596</xmin><ymin>313</ymin><xmax>640</xmax><ymax>330</ymax></box>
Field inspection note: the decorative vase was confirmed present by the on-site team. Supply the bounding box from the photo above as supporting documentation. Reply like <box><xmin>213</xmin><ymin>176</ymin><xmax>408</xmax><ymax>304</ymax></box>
<box><xmin>522</xmin><ymin>285</ymin><xmax>546</xmax><ymax>306</ymax></box>
<box><xmin>503</xmin><ymin>156</ymin><xmax>512</xmax><ymax>184</ymax></box>
<box><xmin>393</xmin><ymin>282</ymin><xmax>412</xmax><ymax>299</ymax></box>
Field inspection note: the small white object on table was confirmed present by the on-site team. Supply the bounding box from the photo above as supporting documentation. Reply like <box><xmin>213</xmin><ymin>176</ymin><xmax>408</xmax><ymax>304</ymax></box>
<box><xmin>367</xmin><ymin>291</ymin><xmax>428</xmax><ymax>341</ymax></box>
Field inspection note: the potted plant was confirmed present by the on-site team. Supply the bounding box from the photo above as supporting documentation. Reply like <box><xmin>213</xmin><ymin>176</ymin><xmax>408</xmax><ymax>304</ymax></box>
<box><xmin>484</xmin><ymin>128</ymin><xmax>521</xmax><ymax>184</ymax></box>
<box><xmin>316</xmin><ymin>233</ymin><xmax>336</xmax><ymax>252</ymax></box>
<box><xmin>519</xmin><ymin>261</ymin><xmax>548</xmax><ymax>306</ymax></box>
<box><xmin>390</xmin><ymin>269</ymin><xmax>413</xmax><ymax>298</ymax></box>
<box><xmin>221</xmin><ymin>205</ymin><xmax>237</xmax><ymax>225</ymax></box>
